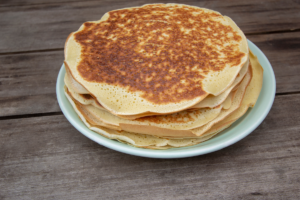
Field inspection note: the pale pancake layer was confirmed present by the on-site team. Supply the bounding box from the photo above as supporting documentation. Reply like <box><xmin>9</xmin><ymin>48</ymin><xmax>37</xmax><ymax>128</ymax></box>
<box><xmin>65</xmin><ymin>75</ymin><xmax>104</xmax><ymax>110</ymax></box>
<box><xmin>190</xmin><ymin>67</ymin><xmax>252</xmax><ymax>136</ymax></box>
<box><xmin>65</xmin><ymin>87</ymin><xmax>234</xmax><ymax>149</ymax></box>
<box><xmin>191</xmin><ymin>59</ymin><xmax>249</xmax><ymax>109</ymax></box>
<box><xmin>66</xmin><ymin>87</ymin><xmax>224</xmax><ymax>131</ymax></box>
<box><xmin>222</xmin><ymin>91</ymin><xmax>233</xmax><ymax>110</ymax></box>
<box><xmin>65</xmin><ymin>3</ymin><xmax>248</xmax><ymax>116</ymax></box>
<box><xmin>64</xmin><ymin>65</ymin><xmax>89</xmax><ymax>94</ymax></box>
<box><xmin>191</xmin><ymin>51</ymin><xmax>263</xmax><ymax>136</ymax></box>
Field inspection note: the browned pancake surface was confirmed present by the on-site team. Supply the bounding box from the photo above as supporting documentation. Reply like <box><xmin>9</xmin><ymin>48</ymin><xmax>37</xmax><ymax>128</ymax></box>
<box><xmin>74</xmin><ymin>4</ymin><xmax>245</xmax><ymax>104</ymax></box>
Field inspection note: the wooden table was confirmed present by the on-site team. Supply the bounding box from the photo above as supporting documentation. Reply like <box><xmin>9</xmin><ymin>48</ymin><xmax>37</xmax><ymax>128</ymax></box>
<box><xmin>1</xmin><ymin>0</ymin><xmax>300</xmax><ymax>199</ymax></box>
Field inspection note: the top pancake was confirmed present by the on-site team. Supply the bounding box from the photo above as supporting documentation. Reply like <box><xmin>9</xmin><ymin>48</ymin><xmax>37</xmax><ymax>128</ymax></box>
<box><xmin>65</xmin><ymin>3</ymin><xmax>248</xmax><ymax>115</ymax></box>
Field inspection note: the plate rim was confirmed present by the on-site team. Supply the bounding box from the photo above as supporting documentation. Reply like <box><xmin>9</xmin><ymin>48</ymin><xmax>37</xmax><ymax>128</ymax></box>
<box><xmin>56</xmin><ymin>39</ymin><xmax>276</xmax><ymax>159</ymax></box>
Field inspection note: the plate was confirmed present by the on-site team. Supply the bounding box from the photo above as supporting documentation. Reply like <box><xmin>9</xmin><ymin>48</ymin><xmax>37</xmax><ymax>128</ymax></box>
<box><xmin>56</xmin><ymin>40</ymin><xmax>276</xmax><ymax>159</ymax></box>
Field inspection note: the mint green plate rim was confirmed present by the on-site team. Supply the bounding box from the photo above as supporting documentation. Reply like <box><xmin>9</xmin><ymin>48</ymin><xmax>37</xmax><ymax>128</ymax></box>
<box><xmin>56</xmin><ymin>40</ymin><xmax>276</xmax><ymax>159</ymax></box>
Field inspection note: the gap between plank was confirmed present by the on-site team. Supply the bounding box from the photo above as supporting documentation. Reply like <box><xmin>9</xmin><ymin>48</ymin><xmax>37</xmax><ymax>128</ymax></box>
<box><xmin>0</xmin><ymin>48</ymin><xmax>64</xmax><ymax>56</ymax></box>
<box><xmin>0</xmin><ymin>112</ymin><xmax>63</xmax><ymax>121</ymax></box>
<box><xmin>276</xmin><ymin>91</ymin><xmax>300</xmax><ymax>96</ymax></box>
<box><xmin>0</xmin><ymin>0</ymin><xmax>103</xmax><ymax>8</ymax></box>
<box><xmin>245</xmin><ymin>28</ymin><xmax>300</xmax><ymax>36</ymax></box>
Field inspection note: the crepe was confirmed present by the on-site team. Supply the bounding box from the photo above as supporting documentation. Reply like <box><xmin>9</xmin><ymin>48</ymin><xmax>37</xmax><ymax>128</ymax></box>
<box><xmin>191</xmin><ymin>59</ymin><xmax>249</xmax><ymax>109</ymax></box>
<box><xmin>65</xmin><ymin>87</ymin><xmax>235</xmax><ymax>149</ymax></box>
<box><xmin>64</xmin><ymin>50</ymin><xmax>263</xmax><ymax>149</ymax></box>
<box><xmin>66</xmin><ymin>87</ymin><xmax>224</xmax><ymax>131</ymax></box>
<box><xmin>191</xmin><ymin>52</ymin><xmax>263</xmax><ymax>138</ymax></box>
<box><xmin>65</xmin><ymin>67</ymin><xmax>238</xmax><ymax>115</ymax></box>
<box><xmin>65</xmin><ymin>64</ymin><xmax>250</xmax><ymax>138</ymax></box>
<box><xmin>119</xmin><ymin>66</ymin><xmax>252</xmax><ymax>137</ymax></box>
<box><xmin>64</xmin><ymin>55</ymin><xmax>263</xmax><ymax>149</ymax></box>
<box><xmin>64</xmin><ymin>3</ymin><xmax>248</xmax><ymax>117</ymax></box>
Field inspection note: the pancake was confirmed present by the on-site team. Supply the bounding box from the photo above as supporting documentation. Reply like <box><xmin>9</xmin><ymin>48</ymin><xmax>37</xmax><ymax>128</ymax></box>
<box><xmin>66</xmin><ymin>65</ymin><xmax>239</xmax><ymax>112</ymax></box>
<box><xmin>64</xmin><ymin>50</ymin><xmax>263</xmax><ymax>149</ymax></box>
<box><xmin>65</xmin><ymin>88</ymin><xmax>234</xmax><ymax>149</ymax></box>
<box><xmin>222</xmin><ymin>91</ymin><xmax>234</xmax><ymax>110</ymax></box>
<box><xmin>245</xmin><ymin>50</ymin><xmax>264</xmax><ymax>108</ymax></box>
<box><xmin>64</xmin><ymin>52</ymin><xmax>248</xmax><ymax>112</ymax></box>
<box><xmin>191</xmin><ymin>59</ymin><xmax>249</xmax><ymax>109</ymax></box>
<box><xmin>64</xmin><ymin>64</ymin><xmax>89</xmax><ymax>94</ymax></box>
<box><xmin>65</xmin><ymin>74</ymin><xmax>236</xmax><ymax>119</ymax></box>
<box><xmin>120</xmin><ymin>66</ymin><xmax>252</xmax><ymax>137</ymax></box>
<box><xmin>64</xmin><ymin>3</ymin><xmax>248</xmax><ymax>116</ymax></box>
<box><xmin>65</xmin><ymin>75</ymin><xmax>105</xmax><ymax>110</ymax></box>
<box><xmin>66</xmin><ymin>86</ymin><xmax>224</xmax><ymax>131</ymax></box>
<box><xmin>65</xmin><ymin>65</ymin><xmax>250</xmax><ymax>138</ymax></box>
<box><xmin>149</xmin><ymin>50</ymin><xmax>263</xmax><ymax>139</ymax></box>
<box><xmin>195</xmin><ymin>50</ymin><xmax>263</xmax><ymax>134</ymax></box>
<box><xmin>190</xmin><ymin>66</ymin><xmax>252</xmax><ymax>136</ymax></box>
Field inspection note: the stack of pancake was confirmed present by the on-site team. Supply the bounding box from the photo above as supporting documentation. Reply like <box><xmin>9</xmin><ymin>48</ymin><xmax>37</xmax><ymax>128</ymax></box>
<box><xmin>63</xmin><ymin>4</ymin><xmax>263</xmax><ymax>149</ymax></box>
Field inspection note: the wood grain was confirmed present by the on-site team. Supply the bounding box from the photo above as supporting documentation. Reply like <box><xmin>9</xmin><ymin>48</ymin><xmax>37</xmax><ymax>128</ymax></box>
<box><xmin>1</xmin><ymin>94</ymin><xmax>300</xmax><ymax>199</ymax></box>
<box><xmin>1</xmin><ymin>1</ymin><xmax>299</xmax><ymax>199</ymax></box>
<box><xmin>0</xmin><ymin>0</ymin><xmax>97</xmax><ymax>7</ymax></box>
<box><xmin>1</xmin><ymin>0</ymin><xmax>300</xmax><ymax>53</ymax></box>
<box><xmin>0</xmin><ymin>51</ymin><xmax>63</xmax><ymax>116</ymax></box>
<box><xmin>1</xmin><ymin>32</ymin><xmax>299</xmax><ymax>117</ymax></box>
<box><xmin>248</xmin><ymin>32</ymin><xmax>300</xmax><ymax>94</ymax></box>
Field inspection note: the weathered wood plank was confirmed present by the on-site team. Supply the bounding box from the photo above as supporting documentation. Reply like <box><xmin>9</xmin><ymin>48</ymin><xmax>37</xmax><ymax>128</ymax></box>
<box><xmin>1</xmin><ymin>32</ymin><xmax>299</xmax><ymax>117</ymax></box>
<box><xmin>0</xmin><ymin>0</ymin><xmax>87</xmax><ymax>7</ymax></box>
<box><xmin>0</xmin><ymin>51</ymin><xmax>63</xmax><ymax>116</ymax></box>
<box><xmin>0</xmin><ymin>0</ymin><xmax>300</xmax><ymax>53</ymax></box>
<box><xmin>248</xmin><ymin>32</ymin><xmax>300</xmax><ymax>94</ymax></box>
<box><xmin>0</xmin><ymin>94</ymin><xmax>300</xmax><ymax>199</ymax></box>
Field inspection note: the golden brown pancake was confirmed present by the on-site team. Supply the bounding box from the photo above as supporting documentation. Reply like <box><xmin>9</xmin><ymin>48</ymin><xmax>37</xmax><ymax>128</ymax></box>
<box><xmin>65</xmin><ymin>64</ymin><xmax>251</xmax><ymax>138</ymax></box>
<box><xmin>64</xmin><ymin>51</ymin><xmax>263</xmax><ymax>149</ymax></box>
<box><xmin>64</xmin><ymin>4</ymin><xmax>248</xmax><ymax>116</ymax></box>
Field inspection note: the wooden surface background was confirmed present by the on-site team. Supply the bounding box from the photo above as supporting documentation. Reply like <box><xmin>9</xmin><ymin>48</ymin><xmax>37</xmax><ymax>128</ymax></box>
<box><xmin>1</xmin><ymin>0</ymin><xmax>300</xmax><ymax>199</ymax></box>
